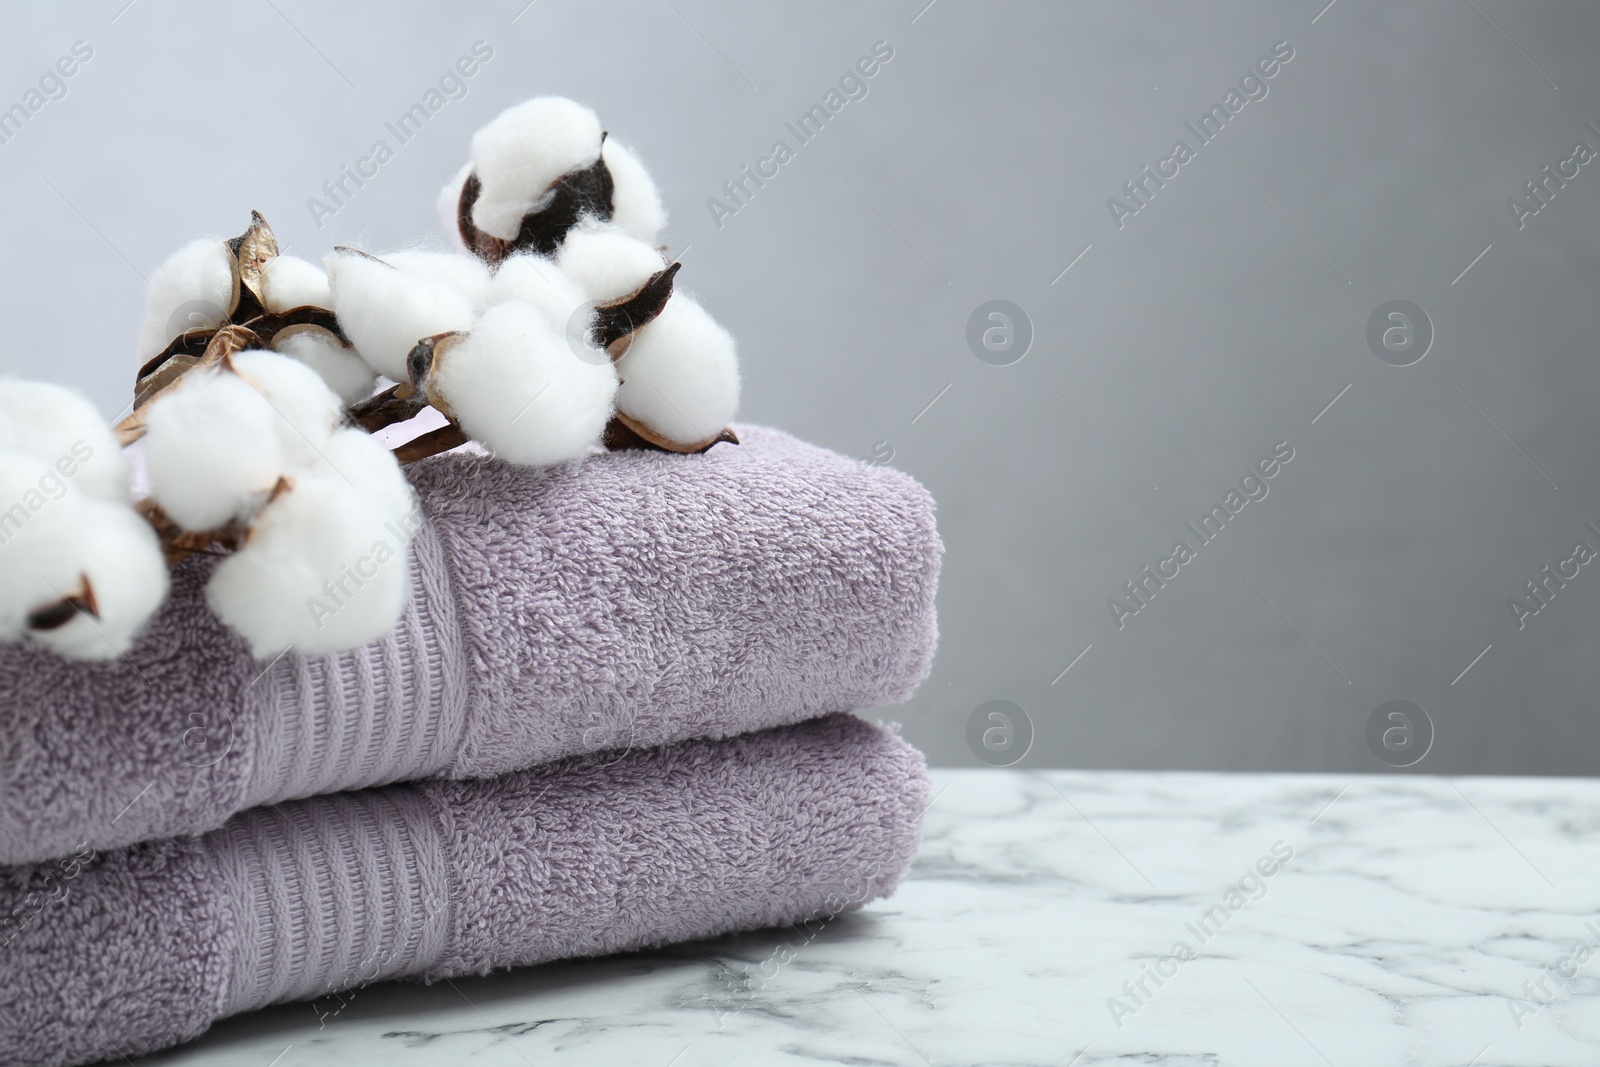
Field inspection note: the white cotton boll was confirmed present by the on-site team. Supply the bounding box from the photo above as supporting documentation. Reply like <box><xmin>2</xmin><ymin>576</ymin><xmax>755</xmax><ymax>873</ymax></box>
<box><xmin>260</xmin><ymin>255</ymin><xmax>331</xmax><ymax>313</ymax></box>
<box><xmin>555</xmin><ymin>227</ymin><xmax>667</xmax><ymax>305</ymax></box>
<box><xmin>600</xmin><ymin>139</ymin><xmax>666</xmax><ymax>245</ymax></box>
<box><xmin>0</xmin><ymin>450</ymin><xmax>163</xmax><ymax>660</ymax></box>
<box><xmin>28</xmin><ymin>500</ymin><xmax>169</xmax><ymax>661</ymax></box>
<box><xmin>437</xmin><ymin>161</ymin><xmax>473</xmax><ymax>251</ymax></box>
<box><xmin>615</xmin><ymin>295</ymin><xmax>740</xmax><ymax>446</ymax></box>
<box><xmin>227</xmin><ymin>350</ymin><xmax>342</xmax><ymax>466</ymax></box>
<box><xmin>470</xmin><ymin>97</ymin><xmax>603</xmax><ymax>241</ymax></box>
<box><xmin>327</xmin><ymin>251</ymin><xmax>478</xmax><ymax>381</ymax></box>
<box><xmin>143</xmin><ymin>370</ymin><xmax>286</xmax><ymax>530</ymax></box>
<box><xmin>317</xmin><ymin>426</ymin><xmax>415</xmax><ymax>522</ymax></box>
<box><xmin>0</xmin><ymin>380</ymin><xmax>130</xmax><ymax>502</ymax></box>
<box><xmin>487</xmin><ymin>254</ymin><xmax>587</xmax><ymax>331</ymax></box>
<box><xmin>137</xmin><ymin>237</ymin><xmax>233</xmax><ymax>359</ymax></box>
<box><xmin>386</xmin><ymin>251</ymin><xmax>494</xmax><ymax>312</ymax></box>
<box><xmin>0</xmin><ymin>448</ymin><xmax>89</xmax><ymax>640</ymax></box>
<box><xmin>271</xmin><ymin>330</ymin><xmax>377</xmax><ymax>405</ymax></box>
<box><xmin>206</xmin><ymin>474</ymin><xmax>412</xmax><ymax>656</ymax></box>
<box><xmin>433</xmin><ymin>302</ymin><xmax>616</xmax><ymax>466</ymax></box>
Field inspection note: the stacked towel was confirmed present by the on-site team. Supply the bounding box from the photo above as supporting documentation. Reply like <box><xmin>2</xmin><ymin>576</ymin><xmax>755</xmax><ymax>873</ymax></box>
<box><xmin>0</xmin><ymin>425</ymin><xmax>940</xmax><ymax>864</ymax></box>
<box><xmin>1</xmin><ymin>715</ymin><xmax>928</xmax><ymax>1067</ymax></box>
<box><xmin>0</xmin><ymin>426</ymin><xmax>941</xmax><ymax>1066</ymax></box>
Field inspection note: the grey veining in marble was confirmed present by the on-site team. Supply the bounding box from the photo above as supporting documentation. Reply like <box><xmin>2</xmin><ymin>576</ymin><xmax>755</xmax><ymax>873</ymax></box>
<box><xmin>134</xmin><ymin>769</ymin><xmax>1600</xmax><ymax>1066</ymax></box>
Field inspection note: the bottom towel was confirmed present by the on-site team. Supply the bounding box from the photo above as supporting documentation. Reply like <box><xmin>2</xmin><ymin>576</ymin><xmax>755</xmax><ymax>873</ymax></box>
<box><xmin>0</xmin><ymin>713</ymin><xmax>927</xmax><ymax>1067</ymax></box>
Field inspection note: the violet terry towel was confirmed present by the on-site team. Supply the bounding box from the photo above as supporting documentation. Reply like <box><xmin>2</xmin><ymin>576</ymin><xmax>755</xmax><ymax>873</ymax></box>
<box><xmin>0</xmin><ymin>424</ymin><xmax>941</xmax><ymax>865</ymax></box>
<box><xmin>0</xmin><ymin>713</ymin><xmax>928</xmax><ymax>1067</ymax></box>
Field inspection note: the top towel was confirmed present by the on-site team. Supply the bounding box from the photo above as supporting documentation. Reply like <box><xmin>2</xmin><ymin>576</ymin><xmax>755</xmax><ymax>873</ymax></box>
<box><xmin>0</xmin><ymin>425</ymin><xmax>940</xmax><ymax>865</ymax></box>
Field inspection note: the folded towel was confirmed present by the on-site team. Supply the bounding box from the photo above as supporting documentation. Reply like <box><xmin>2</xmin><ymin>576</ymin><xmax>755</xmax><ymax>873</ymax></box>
<box><xmin>0</xmin><ymin>425</ymin><xmax>940</xmax><ymax>865</ymax></box>
<box><xmin>0</xmin><ymin>712</ymin><xmax>927</xmax><ymax>1067</ymax></box>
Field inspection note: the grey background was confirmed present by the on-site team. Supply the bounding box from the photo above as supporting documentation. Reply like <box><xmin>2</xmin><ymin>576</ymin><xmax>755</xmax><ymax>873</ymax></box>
<box><xmin>1</xmin><ymin>1</ymin><xmax>1596</xmax><ymax>774</ymax></box>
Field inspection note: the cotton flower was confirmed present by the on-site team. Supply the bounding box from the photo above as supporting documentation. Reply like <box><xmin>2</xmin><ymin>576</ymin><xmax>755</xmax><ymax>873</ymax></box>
<box><xmin>469</xmin><ymin>97</ymin><xmax>605</xmax><ymax>242</ymax></box>
<box><xmin>426</xmin><ymin>302</ymin><xmax>617</xmax><ymax>466</ymax></box>
<box><xmin>143</xmin><ymin>347</ymin><xmax>378</xmax><ymax>531</ymax></box>
<box><xmin>384</xmin><ymin>250</ymin><xmax>494</xmax><ymax>312</ymax></box>
<box><xmin>139</xmin><ymin>341</ymin><xmax>416</xmax><ymax>657</ymax></box>
<box><xmin>226</xmin><ymin>350</ymin><xmax>343</xmax><ymax>466</ymax></box>
<box><xmin>613</xmin><ymin>293</ymin><xmax>739</xmax><ymax>450</ymax></box>
<box><xmin>0</xmin><ymin>447</ymin><xmax>87</xmax><ymax>639</ymax></box>
<box><xmin>0</xmin><ymin>448</ymin><xmax>166</xmax><ymax>658</ymax></box>
<box><xmin>136</xmin><ymin>237</ymin><xmax>232</xmax><ymax>360</ymax></box>
<box><xmin>260</xmin><ymin>254</ymin><xmax>332</xmax><ymax>313</ymax></box>
<box><xmin>26</xmin><ymin>499</ymin><xmax>168</xmax><ymax>660</ymax></box>
<box><xmin>0</xmin><ymin>380</ymin><xmax>129</xmax><ymax>502</ymax></box>
<box><xmin>546</xmin><ymin>227</ymin><xmax>737</xmax><ymax>450</ymax></box>
<box><xmin>555</xmin><ymin>226</ymin><xmax>668</xmax><ymax>305</ymax></box>
<box><xmin>271</xmin><ymin>329</ymin><xmax>377</xmax><ymax>405</ymax></box>
<box><xmin>142</xmin><ymin>366</ymin><xmax>288</xmax><ymax>531</ymax></box>
<box><xmin>251</xmin><ymin>254</ymin><xmax>378</xmax><ymax>402</ymax></box>
<box><xmin>130</xmin><ymin>215</ymin><xmax>360</xmax><ymax>434</ymax></box>
<box><xmin>447</xmin><ymin>97</ymin><xmax>667</xmax><ymax>261</ymax></box>
<box><xmin>326</xmin><ymin>249</ymin><xmax>478</xmax><ymax>381</ymax></box>
<box><xmin>317</xmin><ymin>425</ymin><xmax>416</xmax><ymax>521</ymax></box>
<box><xmin>488</xmin><ymin>253</ymin><xmax>588</xmax><ymax>332</ymax></box>
<box><xmin>205</xmin><ymin>471</ymin><xmax>413</xmax><ymax>657</ymax></box>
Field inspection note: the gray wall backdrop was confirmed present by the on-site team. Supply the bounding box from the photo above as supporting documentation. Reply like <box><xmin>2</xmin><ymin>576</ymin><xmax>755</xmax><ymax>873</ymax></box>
<box><xmin>1</xmin><ymin>1</ymin><xmax>1596</xmax><ymax>774</ymax></box>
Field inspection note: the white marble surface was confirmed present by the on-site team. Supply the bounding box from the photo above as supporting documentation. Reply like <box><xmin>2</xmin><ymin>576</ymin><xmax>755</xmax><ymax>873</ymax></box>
<box><xmin>138</xmin><ymin>770</ymin><xmax>1600</xmax><ymax>1067</ymax></box>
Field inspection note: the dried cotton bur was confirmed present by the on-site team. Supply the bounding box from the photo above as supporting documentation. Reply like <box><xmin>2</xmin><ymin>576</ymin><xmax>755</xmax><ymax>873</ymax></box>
<box><xmin>126</xmin><ymin>212</ymin><xmax>362</xmax><ymax>443</ymax></box>
<box><xmin>0</xmin><ymin>94</ymin><xmax>740</xmax><ymax>661</ymax></box>
<box><xmin>452</xmin><ymin>96</ymin><xmax>667</xmax><ymax>259</ymax></box>
<box><xmin>260</xmin><ymin>254</ymin><xmax>376</xmax><ymax>404</ymax></box>
<box><xmin>6</xmin><ymin>210</ymin><xmax>422</xmax><ymax>661</ymax></box>
<box><xmin>139</xmin><ymin>348</ymin><xmax>417</xmax><ymax>656</ymax></box>
<box><xmin>557</xmin><ymin>227</ymin><xmax>738</xmax><ymax>452</ymax></box>
<box><xmin>0</xmin><ymin>381</ymin><xmax>168</xmax><ymax>659</ymax></box>
<box><xmin>431</xmin><ymin>95</ymin><xmax>740</xmax><ymax>452</ymax></box>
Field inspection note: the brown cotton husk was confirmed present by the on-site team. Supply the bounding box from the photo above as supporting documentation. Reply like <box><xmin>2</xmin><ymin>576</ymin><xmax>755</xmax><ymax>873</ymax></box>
<box><xmin>139</xmin><ymin>307</ymin><xmax>347</xmax><ymax>395</ymax></box>
<box><xmin>356</xmin><ymin>333</ymin><xmax>472</xmax><ymax>462</ymax></box>
<box><xmin>603</xmin><ymin>412</ymin><xmax>739</xmax><ymax>454</ymax></box>
<box><xmin>136</xmin><ymin>329</ymin><xmax>215</xmax><ymax>391</ymax></box>
<box><xmin>119</xmin><ymin>325</ymin><xmax>263</xmax><ymax>445</ymax></box>
<box><xmin>454</xmin><ymin>176</ymin><xmax>501</xmax><ymax>262</ymax></box>
<box><xmin>256</xmin><ymin>306</ymin><xmax>350</xmax><ymax>348</ymax></box>
<box><xmin>226</xmin><ymin>211</ymin><xmax>278</xmax><ymax>324</ymax></box>
<box><xmin>136</xmin><ymin>498</ymin><xmax>240</xmax><ymax>564</ymax></box>
<box><xmin>128</xmin><ymin>212</ymin><xmax>356</xmax><ymax>445</ymax></box>
<box><xmin>593</xmin><ymin>261</ymin><xmax>680</xmax><ymax>354</ymax></box>
<box><xmin>406</xmin><ymin>331</ymin><xmax>465</xmax><ymax>420</ymax></box>
<box><xmin>133</xmin><ymin>476</ymin><xmax>292</xmax><ymax>564</ymax></box>
<box><xmin>25</xmin><ymin>577</ymin><xmax>99</xmax><ymax>631</ymax></box>
<box><xmin>457</xmin><ymin>134</ymin><xmax>616</xmax><ymax>266</ymax></box>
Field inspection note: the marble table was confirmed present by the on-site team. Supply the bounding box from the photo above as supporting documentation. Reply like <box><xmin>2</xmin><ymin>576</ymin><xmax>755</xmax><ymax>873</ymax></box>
<box><xmin>136</xmin><ymin>770</ymin><xmax>1600</xmax><ymax>1067</ymax></box>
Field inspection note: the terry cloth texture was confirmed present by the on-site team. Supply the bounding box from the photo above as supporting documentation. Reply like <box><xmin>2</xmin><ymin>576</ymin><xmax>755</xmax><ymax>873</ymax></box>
<box><xmin>0</xmin><ymin>713</ymin><xmax>928</xmax><ymax>1067</ymax></box>
<box><xmin>0</xmin><ymin>424</ymin><xmax>941</xmax><ymax>864</ymax></box>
